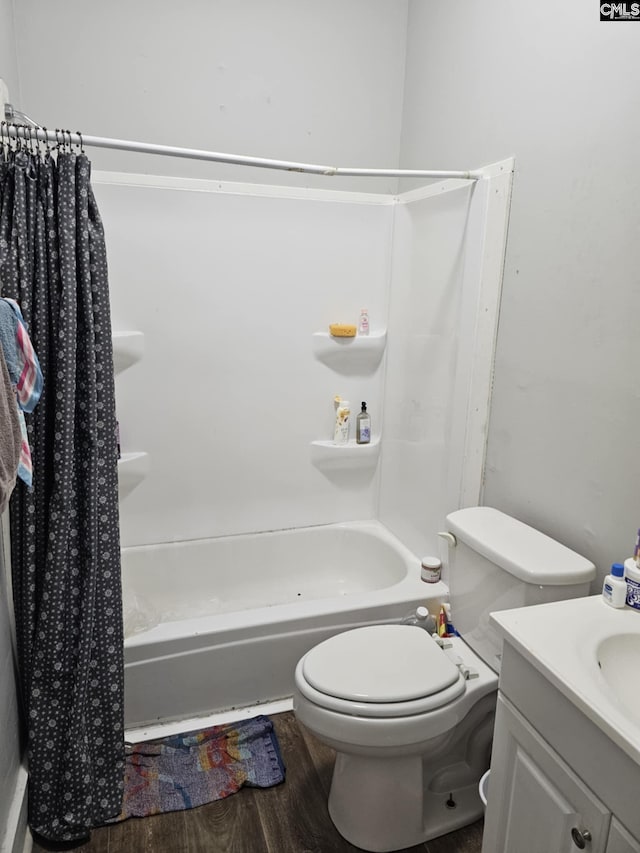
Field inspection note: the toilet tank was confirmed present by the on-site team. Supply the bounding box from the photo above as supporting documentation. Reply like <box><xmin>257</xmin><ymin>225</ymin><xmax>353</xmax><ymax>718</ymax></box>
<box><xmin>444</xmin><ymin>507</ymin><xmax>595</xmax><ymax>672</ymax></box>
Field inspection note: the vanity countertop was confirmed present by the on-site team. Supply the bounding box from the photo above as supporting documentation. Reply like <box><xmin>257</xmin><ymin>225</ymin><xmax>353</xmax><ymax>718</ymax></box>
<box><xmin>490</xmin><ymin>594</ymin><xmax>640</xmax><ymax>766</ymax></box>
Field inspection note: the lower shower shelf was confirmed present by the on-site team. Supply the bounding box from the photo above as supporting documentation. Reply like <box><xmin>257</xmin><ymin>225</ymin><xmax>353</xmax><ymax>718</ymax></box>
<box><xmin>118</xmin><ymin>451</ymin><xmax>149</xmax><ymax>500</ymax></box>
<box><xmin>310</xmin><ymin>437</ymin><xmax>380</xmax><ymax>470</ymax></box>
<box><xmin>112</xmin><ymin>330</ymin><xmax>145</xmax><ymax>375</ymax></box>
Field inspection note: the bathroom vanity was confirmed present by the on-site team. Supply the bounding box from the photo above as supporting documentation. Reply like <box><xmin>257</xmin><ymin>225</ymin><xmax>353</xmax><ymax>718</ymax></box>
<box><xmin>482</xmin><ymin>595</ymin><xmax>640</xmax><ymax>853</ymax></box>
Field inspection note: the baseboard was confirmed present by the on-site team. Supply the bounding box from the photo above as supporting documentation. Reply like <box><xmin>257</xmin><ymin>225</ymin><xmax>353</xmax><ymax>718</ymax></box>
<box><xmin>1</xmin><ymin>764</ymin><xmax>30</xmax><ymax>853</ymax></box>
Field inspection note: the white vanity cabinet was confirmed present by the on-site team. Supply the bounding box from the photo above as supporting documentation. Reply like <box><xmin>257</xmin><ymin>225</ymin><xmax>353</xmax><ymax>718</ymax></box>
<box><xmin>482</xmin><ymin>639</ymin><xmax>640</xmax><ymax>853</ymax></box>
<box><xmin>608</xmin><ymin>821</ymin><xmax>640</xmax><ymax>853</ymax></box>
<box><xmin>484</xmin><ymin>696</ymin><xmax>615</xmax><ymax>852</ymax></box>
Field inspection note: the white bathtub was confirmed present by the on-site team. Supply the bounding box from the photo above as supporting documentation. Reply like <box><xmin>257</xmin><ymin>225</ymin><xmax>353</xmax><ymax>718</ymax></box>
<box><xmin>122</xmin><ymin>520</ymin><xmax>447</xmax><ymax>728</ymax></box>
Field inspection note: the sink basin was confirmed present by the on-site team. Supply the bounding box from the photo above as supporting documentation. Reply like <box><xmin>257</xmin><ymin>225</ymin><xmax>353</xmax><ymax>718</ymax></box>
<box><xmin>491</xmin><ymin>596</ymin><xmax>640</xmax><ymax>766</ymax></box>
<box><xmin>597</xmin><ymin>633</ymin><xmax>640</xmax><ymax>727</ymax></box>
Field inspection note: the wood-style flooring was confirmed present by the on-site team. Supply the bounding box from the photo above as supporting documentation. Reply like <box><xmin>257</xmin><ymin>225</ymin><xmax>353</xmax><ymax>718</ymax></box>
<box><xmin>32</xmin><ymin>711</ymin><xmax>483</xmax><ymax>853</ymax></box>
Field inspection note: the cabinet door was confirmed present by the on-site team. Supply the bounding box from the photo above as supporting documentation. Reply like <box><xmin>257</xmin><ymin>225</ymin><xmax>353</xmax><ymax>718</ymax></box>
<box><xmin>607</xmin><ymin>819</ymin><xmax>640</xmax><ymax>853</ymax></box>
<box><xmin>482</xmin><ymin>695</ymin><xmax>611</xmax><ymax>853</ymax></box>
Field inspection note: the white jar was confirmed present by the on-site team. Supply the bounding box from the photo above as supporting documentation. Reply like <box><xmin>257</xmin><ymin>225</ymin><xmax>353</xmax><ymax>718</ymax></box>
<box><xmin>421</xmin><ymin>556</ymin><xmax>442</xmax><ymax>583</ymax></box>
<box><xmin>624</xmin><ymin>557</ymin><xmax>640</xmax><ymax>610</ymax></box>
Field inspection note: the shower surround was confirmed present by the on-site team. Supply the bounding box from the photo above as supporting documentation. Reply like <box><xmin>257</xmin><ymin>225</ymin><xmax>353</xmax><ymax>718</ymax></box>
<box><xmin>94</xmin><ymin>160</ymin><xmax>512</xmax><ymax>726</ymax></box>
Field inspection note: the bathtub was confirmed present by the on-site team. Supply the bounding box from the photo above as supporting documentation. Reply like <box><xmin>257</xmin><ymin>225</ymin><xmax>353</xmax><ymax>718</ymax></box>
<box><xmin>122</xmin><ymin>520</ymin><xmax>447</xmax><ymax>728</ymax></box>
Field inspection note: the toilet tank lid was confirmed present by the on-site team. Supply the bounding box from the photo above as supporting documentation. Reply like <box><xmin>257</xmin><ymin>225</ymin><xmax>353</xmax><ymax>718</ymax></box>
<box><xmin>445</xmin><ymin>507</ymin><xmax>596</xmax><ymax>585</ymax></box>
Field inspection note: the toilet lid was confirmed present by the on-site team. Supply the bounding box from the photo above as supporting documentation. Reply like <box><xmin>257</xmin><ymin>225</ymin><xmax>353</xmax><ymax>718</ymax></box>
<box><xmin>301</xmin><ymin>624</ymin><xmax>461</xmax><ymax>703</ymax></box>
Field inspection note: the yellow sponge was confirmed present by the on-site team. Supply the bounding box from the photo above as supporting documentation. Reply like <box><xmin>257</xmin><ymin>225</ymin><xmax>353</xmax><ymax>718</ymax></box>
<box><xmin>329</xmin><ymin>323</ymin><xmax>357</xmax><ymax>337</ymax></box>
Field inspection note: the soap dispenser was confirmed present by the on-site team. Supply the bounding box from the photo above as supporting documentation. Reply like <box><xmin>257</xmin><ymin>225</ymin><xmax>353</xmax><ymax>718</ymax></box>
<box><xmin>356</xmin><ymin>402</ymin><xmax>371</xmax><ymax>444</ymax></box>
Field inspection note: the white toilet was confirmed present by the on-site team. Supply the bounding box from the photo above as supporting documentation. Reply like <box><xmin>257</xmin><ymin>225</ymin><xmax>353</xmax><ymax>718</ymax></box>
<box><xmin>293</xmin><ymin>507</ymin><xmax>596</xmax><ymax>852</ymax></box>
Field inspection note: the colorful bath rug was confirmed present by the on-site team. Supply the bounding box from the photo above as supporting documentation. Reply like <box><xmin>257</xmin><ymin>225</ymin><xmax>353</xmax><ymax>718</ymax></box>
<box><xmin>110</xmin><ymin>715</ymin><xmax>285</xmax><ymax>820</ymax></box>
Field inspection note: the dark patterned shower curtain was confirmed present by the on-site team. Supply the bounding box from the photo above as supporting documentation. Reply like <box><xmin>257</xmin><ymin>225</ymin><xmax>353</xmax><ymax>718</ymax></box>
<box><xmin>0</xmin><ymin>142</ymin><xmax>124</xmax><ymax>841</ymax></box>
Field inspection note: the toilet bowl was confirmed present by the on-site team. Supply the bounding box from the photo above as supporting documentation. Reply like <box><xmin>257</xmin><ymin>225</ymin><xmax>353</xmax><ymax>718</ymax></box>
<box><xmin>293</xmin><ymin>507</ymin><xmax>596</xmax><ymax>852</ymax></box>
<box><xmin>293</xmin><ymin>625</ymin><xmax>498</xmax><ymax>852</ymax></box>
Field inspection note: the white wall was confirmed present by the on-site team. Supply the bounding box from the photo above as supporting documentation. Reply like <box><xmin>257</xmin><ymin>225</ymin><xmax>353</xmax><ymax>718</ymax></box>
<box><xmin>0</xmin><ymin>574</ymin><xmax>23</xmax><ymax>850</ymax></box>
<box><xmin>96</xmin><ymin>176</ymin><xmax>393</xmax><ymax>547</ymax></box>
<box><xmin>12</xmin><ymin>0</ymin><xmax>408</xmax><ymax>193</ymax></box>
<box><xmin>400</xmin><ymin>0</ymin><xmax>640</xmax><ymax>584</ymax></box>
<box><xmin>0</xmin><ymin>3</ymin><xmax>26</xmax><ymax>847</ymax></box>
<box><xmin>0</xmin><ymin>519</ymin><xmax>26</xmax><ymax>853</ymax></box>
<box><xmin>0</xmin><ymin>0</ymin><xmax>19</xmax><ymax>102</ymax></box>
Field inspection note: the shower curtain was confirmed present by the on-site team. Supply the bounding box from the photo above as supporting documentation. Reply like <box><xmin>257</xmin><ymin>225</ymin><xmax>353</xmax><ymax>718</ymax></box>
<box><xmin>0</xmin><ymin>143</ymin><xmax>124</xmax><ymax>841</ymax></box>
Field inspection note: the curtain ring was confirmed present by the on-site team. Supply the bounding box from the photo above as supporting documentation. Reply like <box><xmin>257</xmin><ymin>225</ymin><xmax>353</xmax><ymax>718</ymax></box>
<box><xmin>76</xmin><ymin>130</ymin><xmax>84</xmax><ymax>154</ymax></box>
<box><xmin>41</xmin><ymin>126</ymin><xmax>51</xmax><ymax>157</ymax></box>
<box><xmin>33</xmin><ymin>125</ymin><xmax>42</xmax><ymax>155</ymax></box>
<box><xmin>67</xmin><ymin>129</ymin><xmax>73</xmax><ymax>153</ymax></box>
<box><xmin>55</xmin><ymin>128</ymin><xmax>62</xmax><ymax>150</ymax></box>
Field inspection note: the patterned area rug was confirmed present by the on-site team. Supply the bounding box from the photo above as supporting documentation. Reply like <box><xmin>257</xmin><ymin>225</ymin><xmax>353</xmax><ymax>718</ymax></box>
<box><xmin>110</xmin><ymin>715</ymin><xmax>285</xmax><ymax>820</ymax></box>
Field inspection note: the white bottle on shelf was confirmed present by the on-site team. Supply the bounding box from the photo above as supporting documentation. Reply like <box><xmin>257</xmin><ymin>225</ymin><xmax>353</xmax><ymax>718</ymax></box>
<box><xmin>358</xmin><ymin>308</ymin><xmax>369</xmax><ymax>335</ymax></box>
<box><xmin>333</xmin><ymin>400</ymin><xmax>351</xmax><ymax>445</ymax></box>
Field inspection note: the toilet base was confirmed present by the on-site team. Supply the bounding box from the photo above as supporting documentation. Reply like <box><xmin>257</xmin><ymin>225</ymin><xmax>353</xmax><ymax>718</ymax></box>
<box><xmin>328</xmin><ymin>752</ymin><xmax>484</xmax><ymax>852</ymax></box>
<box><xmin>293</xmin><ymin>638</ymin><xmax>498</xmax><ymax>852</ymax></box>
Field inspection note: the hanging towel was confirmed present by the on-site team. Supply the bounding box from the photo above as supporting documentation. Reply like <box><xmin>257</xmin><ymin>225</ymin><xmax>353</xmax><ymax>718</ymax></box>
<box><xmin>0</xmin><ymin>298</ymin><xmax>44</xmax><ymax>411</ymax></box>
<box><xmin>0</xmin><ymin>346</ymin><xmax>21</xmax><ymax>513</ymax></box>
<box><xmin>0</xmin><ymin>298</ymin><xmax>44</xmax><ymax>487</ymax></box>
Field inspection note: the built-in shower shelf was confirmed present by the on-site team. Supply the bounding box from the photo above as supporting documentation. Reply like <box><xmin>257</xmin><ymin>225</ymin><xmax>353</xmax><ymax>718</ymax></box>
<box><xmin>118</xmin><ymin>451</ymin><xmax>149</xmax><ymax>500</ymax></box>
<box><xmin>310</xmin><ymin>437</ymin><xmax>381</xmax><ymax>469</ymax></box>
<box><xmin>113</xmin><ymin>331</ymin><xmax>145</xmax><ymax>375</ymax></box>
<box><xmin>312</xmin><ymin>330</ymin><xmax>386</xmax><ymax>373</ymax></box>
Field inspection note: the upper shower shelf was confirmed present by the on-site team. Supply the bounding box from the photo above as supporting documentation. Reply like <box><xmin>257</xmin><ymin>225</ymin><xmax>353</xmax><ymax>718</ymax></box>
<box><xmin>312</xmin><ymin>330</ymin><xmax>386</xmax><ymax>374</ymax></box>
<box><xmin>112</xmin><ymin>331</ymin><xmax>145</xmax><ymax>375</ymax></box>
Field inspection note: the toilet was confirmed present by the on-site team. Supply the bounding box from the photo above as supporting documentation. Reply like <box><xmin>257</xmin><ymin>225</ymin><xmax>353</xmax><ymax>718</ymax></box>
<box><xmin>292</xmin><ymin>507</ymin><xmax>595</xmax><ymax>852</ymax></box>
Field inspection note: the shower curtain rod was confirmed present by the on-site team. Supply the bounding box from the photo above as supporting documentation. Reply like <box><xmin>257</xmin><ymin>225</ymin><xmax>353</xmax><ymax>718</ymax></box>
<box><xmin>2</xmin><ymin>120</ymin><xmax>481</xmax><ymax>181</ymax></box>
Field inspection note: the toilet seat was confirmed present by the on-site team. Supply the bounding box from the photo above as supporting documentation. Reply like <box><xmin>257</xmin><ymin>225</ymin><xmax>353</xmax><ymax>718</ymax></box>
<box><xmin>297</xmin><ymin>625</ymin><xmax>467</xmax><ymax>719</ymax></box>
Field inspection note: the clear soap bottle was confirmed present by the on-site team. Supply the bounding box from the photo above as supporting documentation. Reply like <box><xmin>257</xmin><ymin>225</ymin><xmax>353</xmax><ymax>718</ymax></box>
<box><xmin>356</xmin><ymin>402</ymin><xmax>371</xmax><ymax>444</ymax></box>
